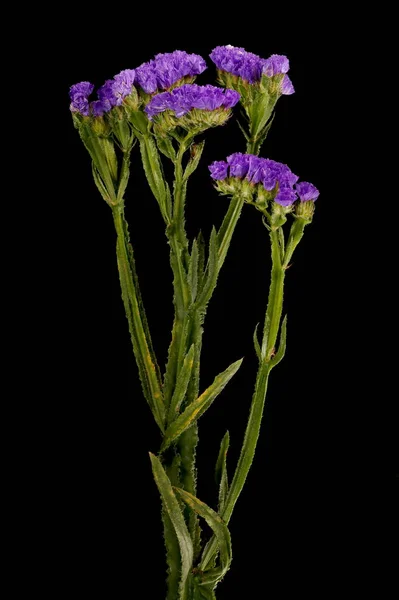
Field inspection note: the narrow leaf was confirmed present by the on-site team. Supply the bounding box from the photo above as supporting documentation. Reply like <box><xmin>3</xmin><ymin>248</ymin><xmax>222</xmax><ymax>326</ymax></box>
<box><xmin>215</xmin><ymin>432</ymin><xmax>230</xmax><ymax>513</ymax></box>
<box><xmin>139</xmin><ymin>135</ymin><xmax>169</xmax><ymax>221</ymax></box>
<box><xmin>254</xmin><ymin>112</ymin><xmax>275</xmax><ymax>154</ymax></box>
<box><xmin>270</xmin><ymin>314</ymin><xmax>287</xmax><ymax>368</ymax></box>
<box><xmin>183</xmin><ymin>140</ymin><xmax>205</xmax><ymax>181</ymax></box>
<box><xmin>174</xmin><ymin>488</ymin><xmax>232</xmax><ymax>584</ymax></box>
<box><xmin>156</xmin><ymin>135</ymin><xmax>176</xmax><ymax>161</ymax></box>
<box><xmin>253</xmin><ymin>323</ymin><xmax>261</xmax><ymax>360</ymax></box>
<box><xmin>217</xmin><ymin>196</ymin><xmax>244</xmax><ymax>271</ymax></box>
<box><xmin>188</xmin><ymin>239</ymin><xmax>199</xmax><ymax>302</ymax></box>
<box><xmin>195</xmin><ymin>227</ymin><xmax>218</xmax><ymax>311</ymax></box>
<box><xmin>149</xmin><ymin>454</ymin><xmax>193</xmax><ymax>599</ymax></box>
<box><xmin>167</xmin><ymin>345</ymin><xmax>195</xmax><ymax>425</ymax></box>
<box><xmin>236</xmin><ymin>118</ymin><xmax>249</xmax><ymax>141</ymax></box>
<box><xmin>161</xmin><ymin>358</ymin><xmax>243</xmax><ymax>451</ymax></box>
<box><xmin>196</xmin><ymin>231</ymin><xmax>206</xmax><ymax>296</ymax></box>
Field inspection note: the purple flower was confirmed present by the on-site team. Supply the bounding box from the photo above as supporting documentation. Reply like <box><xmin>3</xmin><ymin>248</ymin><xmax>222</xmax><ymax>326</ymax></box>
<box><xmin>295</xmin><ymin>182</ymin><xmax>319</xmax><ymax>202</ymax></box>
<box><xmin>227</xmin><ymin>153</ymin><xmax>250</xmax><ymax>178</ymax></box>
<box><xmin>281</xmin><ymin>75</ymin><xmax>295</xmax><ymax>95</ymax></box>
<box><xmin>210</xmin><ymin>45</ymin><xmax>265</xmax><ymax>83</ymax></box>
<box><xmin>210</xmin><ymin>152</ymin><xmax>300</xmax><ymax>206</ymax></box>
<box><xmin>145</xmin><ymin>84</ymin><xmax>240</xmax><ymax>119</ymax></box>
<box><xmin>262</xmin><ymin>54</ymin><xmax>290</xmax><ymax>77</ymax></box>
<box><xmin>97</xmin><ymin>79</ymin><xmax>118</xmax><ymax>111</ymax></box>
<box><xmin>69</xmin><ymin>81</ymin><xmax>94</xmax><ymax>116</ymax></box>
<box><xmin>209</xmin><ymin>161</ymin><xmax>229</xmax><ymax>180</ymax></box>
<box><xmin>275</xmin><ymin>186</ymin><xmax>298</xmax><ymax>207</ymax></box>
<box><xmin>90</xmin><ymin>100</ymin><xmax>107</xmax><ymax>117</ymax></box>
<box><xmin>135</xmin><ymin>62</ymin><xmax>158</xmax><ymax>94</ymax></box>
<box><xmin>112</xmin><ymin>69</ymin><xmax>136</xmax><ymax>105</ymax></box>
<box><xmin>136</xmin><ymin>51</ymin><xmax>206</xmax><ymax>94</ymax></box>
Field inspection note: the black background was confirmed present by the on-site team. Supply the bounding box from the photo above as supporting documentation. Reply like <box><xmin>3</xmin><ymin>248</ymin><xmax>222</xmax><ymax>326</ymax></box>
<box><xmin>39</xmin><ymin>14</ymin><xmax>395</xmax><ymax>599</ymax></box>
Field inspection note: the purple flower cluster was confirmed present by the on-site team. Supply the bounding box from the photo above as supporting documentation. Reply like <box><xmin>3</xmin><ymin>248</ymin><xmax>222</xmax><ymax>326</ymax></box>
<box><xmin>209</xmin><ymin>153</ymin><xmax>319</xmax><ymax>206</ymax></box>
<box><xmin>209</xmin><ymin>45</ymin><xmax>294</xmax><ymax>94</ymax></box>
<box><xmin>69</xmin><ymin>82</ymin><xmax>95</xmax><ymax>116</ymax></box>
<box><xmin>69</xmin><ymin>69</ymin><xmax>136</xmax><ymax>117</ymax></box>
<box><xmin>135</xmin><ymin>50</ymin><xmax>207</xmax><ymax>94</ymax></box>
<box><xmin>145</xmin><ymin>84</ymin><xmax>240</xmax><ymax>119</ymax></box>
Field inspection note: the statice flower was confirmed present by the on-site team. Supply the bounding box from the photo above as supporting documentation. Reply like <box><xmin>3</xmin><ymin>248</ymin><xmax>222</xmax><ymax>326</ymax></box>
<box><xmin>210</xmin><ymin>46</ymin><xmax>294</xmax><ymax>95</ymax></box>
<box><xmin>135</xmin><ymin>50</ymin><xmax>207</xmax><ymax>94</ymax></box>
<box><xmin>262</xmin><ymin>54</ymin><xmax>290</xmax><ymax>77</ymax></box>
<box><xmin>209</xmin><ymin>153</ymin><xmax>315</xmax><ymax>208</ymax></box>
<box><xmin>210</xmin><ymin>45</ymin><xmax>266</xmax><ymax>83</ymax></box>
<box><xmin>295</xmin><ymin>182</ymin><xmax>319</xmax><ymax>202</ymax></box>
<box><xmin>145</xmin><ymin>84</ymin><xmax>240</xmax><ymax>119</ymax></box>
<box><xmin>69</xmin><ymin>81</ymin><xmax>94</xmax><ymax>116</ymax></box>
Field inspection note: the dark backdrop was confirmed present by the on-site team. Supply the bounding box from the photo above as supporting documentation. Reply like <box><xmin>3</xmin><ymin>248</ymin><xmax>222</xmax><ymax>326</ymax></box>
<box><xmin>45</xmin><ymin>18</ymin><xmax>391</xmax><ymax>600</ymax></box>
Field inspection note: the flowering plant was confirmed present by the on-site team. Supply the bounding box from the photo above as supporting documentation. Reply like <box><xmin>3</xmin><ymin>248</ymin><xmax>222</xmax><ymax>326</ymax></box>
<box><xmin>69</xmin><ymin>45</ymin><xmax>319</xmax><ymax>600</ymax></box>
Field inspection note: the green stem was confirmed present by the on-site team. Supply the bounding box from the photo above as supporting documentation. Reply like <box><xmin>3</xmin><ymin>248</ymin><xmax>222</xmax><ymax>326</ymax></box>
<box><xmin>246</xmin><ymin>138</ymin><xmax>257</xmax><ymax>155</ymax></box>
<box><xmin>112</xmin><ymin>205</ymin><xmax>165</xmax><ymax>432</ymax></box>
<box><xmin>261</xmin><ymin>228</ymin><xmax>285</xmax><ymax>360</ymax></box>
<box><xmin>283</xmin><ymin>218</ymin><xmax>307</xmax><ymax>268</ymax></box>
<box><xmin>200</xmin><ymin>364</ymin><xmax>271</xmax><ymax>571</ymax></box>
<box><xmin>200</xmin><ymin>228</ymin><xmax>286</xmax><ymax>571</ymax></box>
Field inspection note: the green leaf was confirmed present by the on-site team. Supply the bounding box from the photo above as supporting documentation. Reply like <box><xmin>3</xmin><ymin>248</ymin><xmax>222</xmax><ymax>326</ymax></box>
<box><xmin>188</xmin><ymin>239</ymin><xmax>199</xmax><ymax>302</ymax></box>
<box><xmin>167</xmin><ymin>345</ymin><xmax>195</xmax><ymax>425</ymax></box>
<box><xmin>253</xmin><ymin>323</ymin><xmax>261</xmax><ymax>360</ymax></box>
<box><xmin>270</xmin><ymin>314</ymin><xmax>287</xmax><ymax>368</ymax></box>
<box><xmin>183</xmin><ymin>140</ymin><xmax>205</xmax><ymax>181</ymax></box>
<box><xmin>196</xmin><ymin>231</ymin><xmax>206</xmax><ymax>296</ymax></box>
<box><xmin>149</xmin><ymin>454</ymin><xmax>193</xmax><ymax>599</ymax></box>
<box><xmin>174</xmin><ymin>488</ymin><xmax>232</xmax><ymax>585</ymax></box>
<box><xmin>91</xmin><ymin>163</ymin><xmax>110</xmax><ymax>203</ymax></box>
<box><xmin>253</xmin><ymin>112</ymin><xmax>275</xmax><ymax>154</ymax></box>
<box><xmin>128</xmin><ymin>109</ymin><xmax>150</xmax><ymax>135</ymax></box>
<box><xmin>236</xmin><ymin>118</ymin><xmax>250</xmax><ymax>141</ymax></box>
<box><xmin>250</xmin><ymin>90</ymin><xmax>271</xmax><ymax>140</ymax></box>
<box><xmin>215</xmin><ymin>432</ymin><xmax>230</xmax><ymax>513</ymax></box>
<box><xmin>216</xmin><ymin>196</ymin><xmax>244</xmax><ymax>271</ymax></box>
<box><xmin>195</xmin><ymin>227</ymin><xmax>218</xmax><ymax>311</ymax></box>
<box><xmin>139</xmin><ymin>135</ymin><xmax>169</xmax><ymax>222</ymax></box>
<box><xmin>161</xmin><ymin>358</ymin><xmax>243</xmax><ymax>452</ymax></box>
<box><xmin>156</xmin><ymin>135</ymin><xmax>177</xmax><ymax>161</ymax></box>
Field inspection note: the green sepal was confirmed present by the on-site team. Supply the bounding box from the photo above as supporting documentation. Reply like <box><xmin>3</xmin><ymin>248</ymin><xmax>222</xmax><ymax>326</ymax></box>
<box><xmin>174</xmin><ymin>488</ymin><xmax>232</xmax><ymax>585</ymax></box>
<box><xmin>167</xmin><ymin>344</ymin><xmax>195</xmax><ymax>425</ymax></box>
<box><xmin>215</xmin><ymin>431</ymin><xmax>230</xmax><ymax>514</ymax></box>
<box><xmin>149</xmin><ymin>453</ymin><xmax>193</xmax><ymax>600</ymax></box>
<box><xmin>161</xmin><ymin>358</ymin><xmax>243</xmax><ymax>452</ymax></box>
<box><xmin>270</xmin><ymin>314</ymin><xmax>287</xmax><ymax>368</ymax></box>
<box><xmin>183</xmin><ymin>140</ymin><xmax>205</xmax><ymax>181</ymax></box>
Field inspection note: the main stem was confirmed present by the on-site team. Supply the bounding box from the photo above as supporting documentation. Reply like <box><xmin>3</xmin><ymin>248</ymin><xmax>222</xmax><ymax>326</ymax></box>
<box><xmin>262</xmin><ymin>228</ymin><xmax>285</xmax><ymax>359</ymax></box>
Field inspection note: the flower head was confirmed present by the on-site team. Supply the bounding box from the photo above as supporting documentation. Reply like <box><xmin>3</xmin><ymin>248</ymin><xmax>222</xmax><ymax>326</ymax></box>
<box><xmin>210</xmin><ymin>45</ymin><xmax>266</xmax><ymax>83</ymax></box>
<box><xmin>262</xmin><ymin>54</ymin><xmax>290</xmax><ymax>77</ymax></box>
<box><xmin>145</xmin><ymin>84</ymin><xmax>240</xmax><ymax>119</ymax></box>
<box><xmin>209</xmin><ymin>153</ymin><xmax>302</xmax><ymax>207</ymax></box>
<box><xmin>135</xmin><ymin>50</ymin><xmax>207</xmax><ymax>94</ymax></box>
<box><xmin>69</xmin><ymin>81</ymin><xmax>94</xmax><ymax>116</ymax></box>
<box><xmin>295</xmin><ymin>181</ymin><xmax>319</xmax><ymax>202</ymax></box>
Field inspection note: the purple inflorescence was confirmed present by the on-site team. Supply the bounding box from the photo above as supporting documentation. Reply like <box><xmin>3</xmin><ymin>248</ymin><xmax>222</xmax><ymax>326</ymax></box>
<box><xmin>295</xmin><ymin>181</ymin><xmax>320</xmax><ymax>202</ymax></box>
<box><xmin>209</xmin><ymin>153</ymin><xmax>317</xmax><ymax>207</ymax></box>
<box><xmin>69</xmin><ymin>69</ymin><xmax>136</xmax><ymax>117</ymax></box>
<box><xmin>209</xmin><ymin>46</ymin><xmax>294</xmax><ymax>94</ymax></box>
<box><xmin>69</xmin><ymin>81</ymin><xmax>95</xmax><ymax>116</ymax></box>
<box><xmin>145</xmin><ymin>84</ymin><xmax>240</xmax><ymax>119</ymax></box>
<box><xmin>135</xmin><ymin>50</ymin><xmax>207</xmax><ymax>94</ymax></box>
